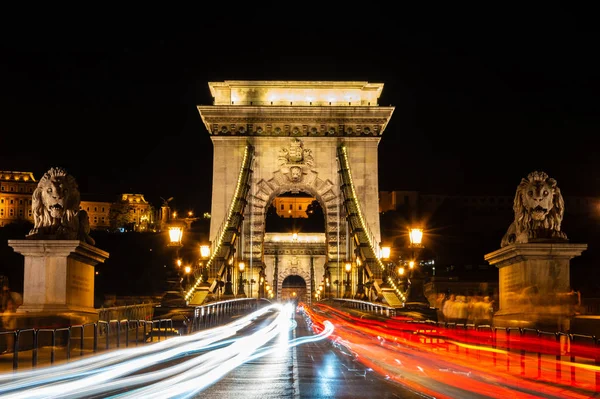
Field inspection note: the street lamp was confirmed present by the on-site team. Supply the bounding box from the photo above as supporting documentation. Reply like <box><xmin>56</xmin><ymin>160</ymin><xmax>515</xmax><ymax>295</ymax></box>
<box><xmin>381</xmin><ymin>246</ymin><xmax>391</xmax><ymax>259</ymax></box>
<box><xmin>223</xmin><ymin>257</ymin><xmax>235</xmax><ymax>297</ymax></box>
<box><xmin>344</xmin><ymin>262</ymin><xmax>352</xmax><ymax>298</ymax></box>
<box><xmin>199</xmin><ymin>244</ymin><xmax>210</xmax><ymax>285</ymax></box>
<box><xmin>405</xmin><ymin>227</ymin><xmax>429</xmax><ymax>305</ymax></box>
<box><xmin>167</xmin><ymin>225</ymin><xmax>184</xmax><ymax>292</ymax></box>
<box><xmin>238</xmin><ymin>261</ymin><xmax>246</xmax><ymax>297</ymax></box>
<box><xmin>380</xmin><ymin>246</ymin><xmax>392</xmax><ymax>287</ymax></box>
<box><xmin>259</xmin><ymin>273</ymin><xmax>265</xmax><ymax>299</ymax></box>
<box><xmin>168</xmin><ymin>226</ymin><xmax>183</xmax><ymax>247</ymax></box>
<box><xmin>184</xmin><ymin>265</ymin><xmax>191</xmax><ymax>290</ymax></box>
<box><xmin>409</xmin><ymin>228</ymin><xmax>424</xmax><ymax>248</ymax></box>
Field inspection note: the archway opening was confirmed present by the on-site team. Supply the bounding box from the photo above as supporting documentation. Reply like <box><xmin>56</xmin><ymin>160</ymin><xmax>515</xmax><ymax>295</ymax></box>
<box><xmin>281</xmin><ymin>275</ymin><xmax>307</xmax><ymax>303</ymax></box>
<box><xmin>265</xmin><ymin>191</ymin><xmax>325</xmax><ymax>233</ymax></box>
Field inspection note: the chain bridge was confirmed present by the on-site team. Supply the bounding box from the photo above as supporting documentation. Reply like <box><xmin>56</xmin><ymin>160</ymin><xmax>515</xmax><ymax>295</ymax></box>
<box><xmin>185</xmin><ymin>81</ymin><xmax>402</xmax><ymax>307</ymax></box>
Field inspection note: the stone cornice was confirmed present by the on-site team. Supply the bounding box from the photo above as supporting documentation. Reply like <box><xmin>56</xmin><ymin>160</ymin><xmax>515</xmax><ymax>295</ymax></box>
<box><xmin>484</xmin><ymin>242</ymin><xmax>588</xmax><ymax>267</ymax></box>
<box><xmin>8</xmin><ymin>240</ymin><xmax>110</xmax><ymax>264</ymax></box>
<box><xmin>197</xmin><ymin>106</ymin><xmax>395</xmax><ymax>137</ymax></box>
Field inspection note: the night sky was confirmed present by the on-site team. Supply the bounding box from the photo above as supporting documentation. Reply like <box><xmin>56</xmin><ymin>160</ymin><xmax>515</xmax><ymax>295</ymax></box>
<box><xmin>1</xmin><ymin>4</ymin><xmax>599</xmax><ymax>216</ymax></box>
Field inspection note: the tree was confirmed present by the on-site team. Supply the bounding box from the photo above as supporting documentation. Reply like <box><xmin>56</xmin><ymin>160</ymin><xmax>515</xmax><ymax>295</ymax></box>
<box><xmin>109</xmin><ymin>200</ymin><xmax>135</xmax><ymax>231</ymax></box>
<box><xmin>304</xmin><ymin>200</ymin><xmax>325</xmax><ymax>232</ymax></box>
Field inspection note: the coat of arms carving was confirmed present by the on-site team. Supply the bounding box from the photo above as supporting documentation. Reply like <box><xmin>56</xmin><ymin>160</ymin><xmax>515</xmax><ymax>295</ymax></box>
<box><xmin>278</xmin><ymin>138</ymin><xmax>314</xmax><ymax>182</ymax></box>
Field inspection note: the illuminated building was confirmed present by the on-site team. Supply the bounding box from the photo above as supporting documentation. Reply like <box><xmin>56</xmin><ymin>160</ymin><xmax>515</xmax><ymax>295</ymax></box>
<box><xmin>0</xmin><ymin>171</ymin><xmax>36</xmax><ymax>227</ymax></box>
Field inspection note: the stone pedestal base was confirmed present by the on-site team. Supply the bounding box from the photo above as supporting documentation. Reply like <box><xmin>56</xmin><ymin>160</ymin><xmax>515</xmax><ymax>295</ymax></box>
<box><xmin>485</xmin><ymin>242</ymin><xmax>586</xmax><ymax>331</ymax></box>
<box><xmin>8</xmin><ymin>240</ymin><xmax>109</xmax><ymax>328</ymax></box>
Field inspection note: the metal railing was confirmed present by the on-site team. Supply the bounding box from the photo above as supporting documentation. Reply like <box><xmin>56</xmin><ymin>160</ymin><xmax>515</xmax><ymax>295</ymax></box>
<box><xmin>0</xmin><ymin>318</ymin><xmax>173</xmax><ymax>371</ymax></box>
<box><xmin>327</xmin><ymin>298</ymin><xmax>397</xmax><ymax>317</ymax></box>
<box><xmin>0</xmin><ymin>297</ymin><xmax>270</xmax><ymax>371</ymax></box>
<box><xmin>97</xmin><ymin>302</ymin><xmax>157</xmax><ymax>322</ymax></box>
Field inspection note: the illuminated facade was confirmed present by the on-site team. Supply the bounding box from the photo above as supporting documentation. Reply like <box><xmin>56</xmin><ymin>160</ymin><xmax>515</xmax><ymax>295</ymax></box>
<box><xmin>0</xmin><ymin>171</ymin><xmax>36</xmax><ymax>227</ymax></box>
<box><xmin>272</xmin><ymin>196</ymin><xmax>314</xmax><ymax>218</ymax></box>
<box><xmin>120</xmin><ymin>193</ymin><xmax>154</xmax><ymax>232</ymax></box>
<box><xmin>79</xmin><ymin>200</ymin><xmax>111</xmax><ymax>230</ymax></box>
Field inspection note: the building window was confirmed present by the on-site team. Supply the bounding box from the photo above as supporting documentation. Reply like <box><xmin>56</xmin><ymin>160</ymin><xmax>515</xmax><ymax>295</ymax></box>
<box><xmin>10</xmin><ymin>187</ymin><xmax>14</xmax><ymax>192</ymax></box>
<box><xmin>10</xmin><ymin>199</ymin><xmax>13</xmax><ymax>205</ymax></box>
<box><xmin>94</xmin><ymin>207</ymin><xmax>97</xmax><ymax>212</ymax></box>
<box><xmin>0</xmin><ymin>199</ymin><xmax>3</xmax><ymax>204</ymax></box>
<box><xmin>18</xmin><ymin>209</ymin><xmax>23</xmax><ymax>216</ymax></box>
<box><xmin>102</xmin><ymin>207</ymin><xmax>105</xmax><ymax>212</ymax></box>
<box><xmin>19</xmin><ymin>200</ymin><xmax>23</xmax><ymax>205</ymax></box>
<box><xmin>9</xmin><ymin>209</ymin><xmax>14</xmax><ymax>216</ymax></box>
<box><xmin>299</xmin><ymin>205</ymin><xmax>302</xmax><ymax>210</ymax></box>
<box><xmin>0</xmin><ymin>209</ymin><xmax>4</xmax><ymax>216</ymax></box>
<box><xmin>281</xmin><ymin>204</ymin><xmax>284</xmax><ymax>210</ymax></box>
<box><xmin>0</xmin><ymin>186</ymin><xmax>4</xmax><ymax>191</ymax></box>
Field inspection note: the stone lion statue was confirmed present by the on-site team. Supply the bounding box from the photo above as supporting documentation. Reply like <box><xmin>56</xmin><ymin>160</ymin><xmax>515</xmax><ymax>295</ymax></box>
<box><xmin>500</xmin><ymin>170</ymin><xmax>567</xmax><ymax>247</ymax></box>
<box><xmin>26</xmin><ymin>167</ymin><xmax>95</xmax><ymax>245</ymax></box>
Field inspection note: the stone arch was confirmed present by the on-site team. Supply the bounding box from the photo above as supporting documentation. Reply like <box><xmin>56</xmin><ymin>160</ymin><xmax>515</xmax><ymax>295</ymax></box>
<box><xmin>243</xmin><ymin>168</ymin><xmax>347</xmax><ymax>264</ymax></box>
<box><xmin>280</xmin><ymin>274</ymin><xmax>308</xmax><ymax>303</ymax></box>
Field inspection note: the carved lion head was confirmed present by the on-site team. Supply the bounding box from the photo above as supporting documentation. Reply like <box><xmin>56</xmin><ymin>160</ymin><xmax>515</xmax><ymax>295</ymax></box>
<box><xmin>30</xmin><ymin>167</ymin><xmax>81</xmax><ymax>234</ymax></box>
<box><xmin>514</xmin><ymin>171</ymin><xmax>564</xmax><ymax>234</ymax></box>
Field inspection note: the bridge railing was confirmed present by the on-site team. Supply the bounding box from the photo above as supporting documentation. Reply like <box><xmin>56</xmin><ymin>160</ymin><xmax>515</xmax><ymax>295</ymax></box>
<box><xmin>312</xmin><ymin>301</ymin><xmax>599</xmax><ymax>391</ymax></box>
<box><xmin>97</xmin><ymin>302</ymin><xmax>157</xmax><ymax>323</ymax></box>
<box><xmin>406</xmin><ymin>321</ymin><xmax>600</xmax><ymax>392</ymax></box>
<box><xmin>0</xmin><ymin>318</ymin><xmax>174</xmax><ymax>371</ymax></box>
<box><xmin>327</xmin><ymin>298</ymin><xmax>397</xmax><ymax>317</ymax></box>
<box><xmin>0</xmin><ymin>298</ymin><xmax>271</xmax><ymax>371</ymax></box>
<box><xmin>188</xmin><ymin>297</ymin><xmax>272</xmax><ymax>333</ymax></box>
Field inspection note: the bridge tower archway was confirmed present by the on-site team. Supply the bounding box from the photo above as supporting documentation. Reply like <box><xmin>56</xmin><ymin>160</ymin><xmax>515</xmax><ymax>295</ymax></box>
<box><xmin>196</xmin><ymin>80</ymin><xmax>395</xmax><ymax>302</ymax></box>
<box><xmin>281</xmin><ymin>275</ymin><xmax>307</xmax><ymax>303</ymax></box>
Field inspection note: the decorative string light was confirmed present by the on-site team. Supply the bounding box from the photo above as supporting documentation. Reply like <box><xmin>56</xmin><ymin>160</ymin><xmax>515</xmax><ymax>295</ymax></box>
<box><xmin>185</xmin><ymin>145</ymin><xmax>254</xmax><ymax>301</ymax></box>
<box><xmin>339</xmin><ymin>146</ymin><xmax>386</xmax><ymax>273</ymax></box>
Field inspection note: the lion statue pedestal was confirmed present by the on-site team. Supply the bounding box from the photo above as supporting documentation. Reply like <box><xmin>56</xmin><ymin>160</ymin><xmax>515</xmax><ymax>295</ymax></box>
<box><xmin>485</xmin><ymin>243</ymin><xmax>586</xmax><ymax>331</ymax></box>
<box><xmin>485</xmin><ymin>171</ymin><xmax>587</xmax><ymax>332</ymax></box>
<box><xmin>7</xmin><ymin>240</ymin><xmax>109</xmax><ymax>327</ymax></box>
<box><xmin>7</xmin><ymin>167</ymin><xmax>109</xmax><ymax>328</ymax></box>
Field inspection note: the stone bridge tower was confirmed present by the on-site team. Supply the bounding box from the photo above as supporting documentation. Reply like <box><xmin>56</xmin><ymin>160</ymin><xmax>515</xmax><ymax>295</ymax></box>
<box><xmin>197</xmin><ymin>81</ymin><xmax>394</xmax><ymax>301</ymax></box>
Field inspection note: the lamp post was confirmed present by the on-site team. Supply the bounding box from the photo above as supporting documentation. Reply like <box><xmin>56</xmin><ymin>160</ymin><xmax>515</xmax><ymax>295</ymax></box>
<box><xmin>184</xmin><ymin>265</ymin><xmax>191</xmax><ymax>290</ymax></box>
<box><xmin>167</xmin><ymin>225</ymin><xmax>184</xmax><ymax>291</ymax></box>
<box><xmin>258</xmin><ymin>270</ymin><xmax>266</xmax><ymax>299</ymax></box>
<box><xmin>381</xmin><ymin>246</ymin><xmax>393</xmax><ymax>288</ymax></box>
<box><xmin>199</xmin><ymin>244</ymin><xmax>210</xmax><ymax>285</ymax></box>
<box><xmin>406</xmin><ymin>227</ymin><xmax>429</xmax><ymax>304</ymax></box>
<box><xmin>168</xmin><ymin>226</ymin><xmax>183</xmax><ymax>255</ymax></box>
<box><xmin>238</xmin><ymin>261</ymin><xmax>246</xmax><ymax>297</ymax></box>
<box><xmin>344</xmin><ymin>262</ymin><xmax>352</xmax><ymax>298</ymax></box>
<box><xmin>223</xmin><ymin>258</ymin><xmax>235</xmax><ymax>297</ymax></box>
